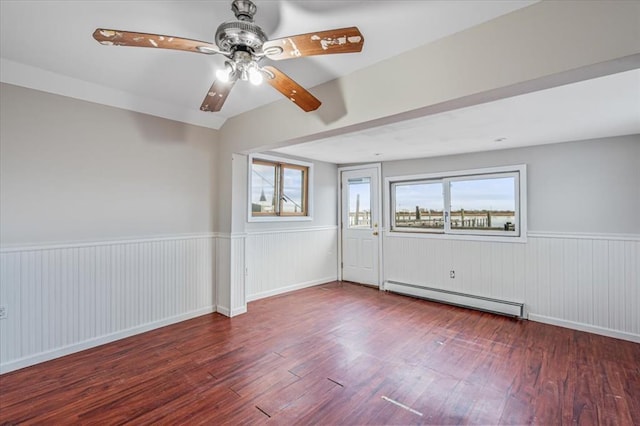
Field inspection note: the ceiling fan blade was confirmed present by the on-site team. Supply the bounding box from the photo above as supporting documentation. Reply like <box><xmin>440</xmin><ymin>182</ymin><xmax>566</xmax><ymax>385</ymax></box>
<box><xmin>200</xmin><ymin>78</ymin><xmax>237</xmax><ymax>112</ymax></box>
<box><xmin>263</xmin><ymin>66</ymin><xmax>321</xmax><ymax>112</ymax></box>
<box><xmin>262</xmin><ymin>27</ymin><xmax>364</xmax><ymax>60</ymax></box>
<box><xmin>93</xmin><ymin>29</ymin><xmax>224</xmax><ymax>55</ymax></box>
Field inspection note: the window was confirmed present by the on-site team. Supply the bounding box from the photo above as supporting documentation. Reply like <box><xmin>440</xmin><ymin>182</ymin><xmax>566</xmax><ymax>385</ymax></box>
<box><xmin>389</xmin><ymin>165</ymin><xmax>526</xmax><ymax>240</ymax></box>
<box><xmin>449</xmin><ymin>175</ymin><xmax>517</xmax><ymax>234</ymax></box>
<box><xmin>394</xmin><ymin>181</ymin><xmax>444</xmax><ymax>230</ymax></box>
<box><xmin>347</xmin><ymin>177</ymin><xmax>372</xmax><ymax>228</ymax></box>
<box><xmin>249</xmin><ymin>155</ymin><xmax>312</xmax><ymax>220</ymax></box>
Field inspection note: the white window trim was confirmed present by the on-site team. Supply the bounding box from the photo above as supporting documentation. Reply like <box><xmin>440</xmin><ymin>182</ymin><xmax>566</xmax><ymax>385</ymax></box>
<box><xmin>247</xmin><ymin>153</ymin><xmax>314</xmax><ymax>223</ymax></box>
<box><xmin>385</xmin><ymin>164</ymin><xmax>527</xmax><ymax>243</ymax></box>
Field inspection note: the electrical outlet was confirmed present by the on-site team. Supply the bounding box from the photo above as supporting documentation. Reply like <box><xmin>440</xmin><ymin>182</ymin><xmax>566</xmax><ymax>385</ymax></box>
<box><xmin>449</xmin><ymin>270</ymin><xmax>455</xmax><ymax>279</ymax></box>
<box><xmin>0</xmin><ymin>306</ymin><xmax>7</xmax><ymax>320</ymax></box>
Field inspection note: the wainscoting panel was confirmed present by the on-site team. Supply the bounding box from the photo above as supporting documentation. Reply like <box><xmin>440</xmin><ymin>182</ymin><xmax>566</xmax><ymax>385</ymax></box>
<box><xmin>215</xmin><ymin>236</ymin><xmax>231</xmax><ymax>315</ymax></box>
<box><xmin>245</xmin><ymin>226</ymin><xmax>338</xmax><ymax>301</ymax></box>
<box><xmin>214</xmin><ymin>234</ymin><xmax>248</xmax><ymax>317</ymax></box>
<box><xmin>0</xmin><ymin>235</ymin><xmax>215</xmax><ymax>373</ymax></box>
<box><xmin>384</xmin><ymin>237</ymin><xmax>527</xmax><ymax>303</ymax></box>
<box><xmin>231</xmin><ymin>235</ymin><xmax>247</xmax><ymax>316</ymax></box>
<box><xmin>383</xmin><ymin>233</ymin><xmax>639</xmax><ymax>342</ymax></box>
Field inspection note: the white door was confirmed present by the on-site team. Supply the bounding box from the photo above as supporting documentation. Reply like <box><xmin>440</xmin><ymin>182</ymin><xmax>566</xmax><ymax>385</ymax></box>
<box><xmin>340</xmin><ymin>166</ymin><xmax>381</xmax><ymax>286</ymax></box>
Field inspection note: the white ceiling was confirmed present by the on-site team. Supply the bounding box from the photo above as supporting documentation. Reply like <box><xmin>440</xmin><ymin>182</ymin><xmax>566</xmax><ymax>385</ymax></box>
<box><xmin>274</xmin><ymin>68</ymin><xmax>640</xmax><ymax>164</ymax></box>
<box><xmin>0</xmin><ymin>0</ymin><xmax>535</xmax><ymax>130</ymax></box>
<box><xmin>1</xmin><ymin>1</ymin><xmax>637</xmax><ymax>165</ymax></box>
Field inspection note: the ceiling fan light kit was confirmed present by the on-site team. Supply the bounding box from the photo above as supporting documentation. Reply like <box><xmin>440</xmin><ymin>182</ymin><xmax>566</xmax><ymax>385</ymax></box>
<box><xmin>92</xmin><ymin>0</ymin><xmax>364</xmax><ymax>113</ymax></box>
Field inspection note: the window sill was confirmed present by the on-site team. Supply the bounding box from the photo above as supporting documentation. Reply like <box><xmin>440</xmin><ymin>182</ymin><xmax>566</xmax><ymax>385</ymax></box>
<box><xmin>248</xmin><ymin>216</ymin><xmax>314</xmax><ymax>223</ymax></box>
<box><xmin>385</xmin><ymin>230</ymin><xmax>527</xmax><ymax>243</ymax></box>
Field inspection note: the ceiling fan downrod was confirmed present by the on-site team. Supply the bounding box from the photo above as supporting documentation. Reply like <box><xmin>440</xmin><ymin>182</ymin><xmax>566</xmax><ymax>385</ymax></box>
<box><xmin>231</xmin><ymin>0</ymin><xmax>257</xmax><ymax>22</ymax></box>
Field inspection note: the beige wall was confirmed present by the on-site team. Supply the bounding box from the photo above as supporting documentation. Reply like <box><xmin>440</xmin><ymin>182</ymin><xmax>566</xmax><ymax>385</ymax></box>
<box><xmin>382</xmin><ymin>135</ymin><xmax>640</xmax><ymax>235</ymax></box>
<box><xmin>3</xmin><ymin>1</ymin><xmax>638</xmax><ymax>238</ymax></box>
<box><xmin>0</xmin><ymin>83</ymin><xmax>219</xmax><ymax>246</ymax></box>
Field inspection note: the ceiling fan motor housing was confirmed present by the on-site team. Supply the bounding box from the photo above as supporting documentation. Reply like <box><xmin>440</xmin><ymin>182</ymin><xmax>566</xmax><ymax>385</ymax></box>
<box><xmin>215</xmin><ymin>0</ymin><xmax>265</xmax><ymax>54</ymax></box>
<box><xmin>215</xmin><ymin>20</ymin><xmax>267</xmax><ymax>53</ymax></box>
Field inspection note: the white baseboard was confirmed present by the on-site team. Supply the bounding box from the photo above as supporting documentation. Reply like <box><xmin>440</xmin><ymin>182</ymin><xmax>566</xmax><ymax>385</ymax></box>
<box><xmin>231</xmin><ymin>306</ymin><xmax>247</xmax><ymax>316</ymax></box>
<box><xmin>216</xmin><ymin>305</ymin><xmax>231</xmax><ymax>316</ymax></box>
<box><xmin>246</xmin><ymin>276</ymin><xmax>337</xmax><ymax>302</ymax></box>
<box><xmin>215</xmin><ymin>305</ymin><xmax>248</xmax><ymax>317</ymax></box>
<box><xmin>0</xmin><ymin>306</ymin><xmax>216</xmax><ymax>374</ymax></box>
<box><xmin>528</xmin><ymin>313</ymin><xmax>640</xmax><ymax>343</ymax></box>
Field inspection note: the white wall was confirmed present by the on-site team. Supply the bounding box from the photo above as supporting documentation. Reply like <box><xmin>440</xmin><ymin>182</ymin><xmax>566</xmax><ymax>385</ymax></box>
<box><xmin>0</xmin><ymin>85</ymin><xmax>219</xmax><ymax>372</ymax></box>
<box><xmin>381</xmin><ymin>136</ymin><xmax>640</xmax><ymax>342</ymax></box>
<box><xmin>0</xmin><ymin>236</ymin><xmax>215</xmax><ymax>373</ymax></box>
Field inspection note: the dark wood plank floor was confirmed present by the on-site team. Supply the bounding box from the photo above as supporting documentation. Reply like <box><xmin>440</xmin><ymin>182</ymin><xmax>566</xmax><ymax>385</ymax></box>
<box><xmin>1</xmin><ymin>281</ymin><xmax>639</xmax><ymax>425</ymax></box>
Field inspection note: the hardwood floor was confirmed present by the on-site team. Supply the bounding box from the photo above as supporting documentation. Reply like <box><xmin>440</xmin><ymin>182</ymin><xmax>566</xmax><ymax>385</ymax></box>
<box><xmin>1</xmin><ymin>281</ymin><xmax>639</xmax><ymax>425</ymax></box>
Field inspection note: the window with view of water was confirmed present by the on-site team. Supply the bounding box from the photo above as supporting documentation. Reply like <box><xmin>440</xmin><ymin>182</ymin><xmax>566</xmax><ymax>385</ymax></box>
<box><xmin>250</xmin><ymin>156</ymin><xmax>310</xmax><ymax>218</ymax></box>
<box><xmin>449</xmin><ymin>176</ymin><xmax>516</xmax><ymax>232</ymax></box>
<box><xmin>389</xmin><ymin>166</ymin><xmax>525</xmax><ymax>239</ymax></box>
<box><xmin>394</xmin><ymin>181</ymin><xmax>444</xmax><ymax>230</ymax></box>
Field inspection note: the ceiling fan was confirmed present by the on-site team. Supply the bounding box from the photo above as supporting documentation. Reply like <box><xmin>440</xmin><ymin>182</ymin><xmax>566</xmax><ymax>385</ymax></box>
<box><xmin>93</xmin><ymin>0</ymin><xmax>364</xmax><ymax>113</ymax></box>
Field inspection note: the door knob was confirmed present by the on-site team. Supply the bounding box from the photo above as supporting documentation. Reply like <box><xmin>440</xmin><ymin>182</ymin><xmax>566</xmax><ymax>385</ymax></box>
<box><xmin>373</xmin><ymin>231</ymin><xmax>379</xmax><ymax>236</ymax></box>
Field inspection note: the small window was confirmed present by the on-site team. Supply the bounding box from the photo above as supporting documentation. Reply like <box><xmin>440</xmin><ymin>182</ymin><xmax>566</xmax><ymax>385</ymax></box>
<box><xmin>280</xmin><ymin>164</ymin><xmax>307</xmax><ymax>215</ymax></box>
<box><xmin>249</xmin><ymin>155</ymin><xmax>311</xmax><ymax>220</ymax></box>
<box><xmin>251</xmin><ymin>160</ymin><xmax>277</xmax><ymax>215</ymax></box>
<box><xmin>389</xmin><ymin>165</ymin><xmax>526</xmax><ymax>240</ymax></box>
<box><xmin>347</xmin><ymin>177</ymin><xmax>372</xmax><ymax>228</ymax></box>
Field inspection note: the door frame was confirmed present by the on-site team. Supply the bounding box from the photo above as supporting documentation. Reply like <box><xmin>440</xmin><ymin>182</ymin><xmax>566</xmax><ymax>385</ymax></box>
<box><xmin>337</xmin><ymin>163</ymin><xmax>384</xmax><ymax>289</ymax></box>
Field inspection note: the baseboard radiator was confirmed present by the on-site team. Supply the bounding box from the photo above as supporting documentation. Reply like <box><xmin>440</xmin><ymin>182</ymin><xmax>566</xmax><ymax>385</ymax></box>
<box><xmin>385</xmin><ymin>281</ymin><xmax>524</xmax><ymax>318</ymax></box>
